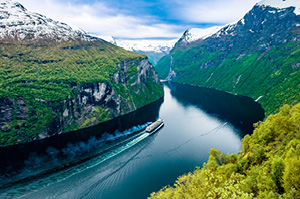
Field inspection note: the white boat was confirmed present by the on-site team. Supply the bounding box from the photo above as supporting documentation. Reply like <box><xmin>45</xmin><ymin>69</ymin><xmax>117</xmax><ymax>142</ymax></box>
<box><xmin>145</xmin><ymin>118</ymin><xmax>164</xmax><ymax>135</ymax></box>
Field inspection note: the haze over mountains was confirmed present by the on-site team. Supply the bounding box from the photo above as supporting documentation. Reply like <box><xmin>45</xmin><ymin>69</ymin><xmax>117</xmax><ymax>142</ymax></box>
<box><xmin>109</xmin><ymin>38</ymin><xmax>177</xmax><ymax>65</ymax></box>
<box><xmin>107</xmin><ymin>27</ymin><xmax>223</xmax><ymax>65</ymax></box>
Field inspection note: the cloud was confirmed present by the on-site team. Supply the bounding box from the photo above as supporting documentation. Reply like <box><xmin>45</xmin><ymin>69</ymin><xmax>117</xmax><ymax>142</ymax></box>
<box><xmin>16</xmin><ymin>0</ymin><xmax>261</xmax><ymax>39</ymax></box>
<box><xmin>177</xmin><ymin>0</ymin><xmax>260</xmax><ymax>24</ymax></box>
<box><xmin>17</xmin><ymin>0</ymin><xmax>184</xmax><ymax>39</ymax></box>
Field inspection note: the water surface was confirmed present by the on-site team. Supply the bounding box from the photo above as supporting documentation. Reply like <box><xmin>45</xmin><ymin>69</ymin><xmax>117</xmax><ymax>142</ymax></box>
<box><xmin>0</xmin><ymin>82</ymin><xmax>264</xmax><ymax>199</ymax></box>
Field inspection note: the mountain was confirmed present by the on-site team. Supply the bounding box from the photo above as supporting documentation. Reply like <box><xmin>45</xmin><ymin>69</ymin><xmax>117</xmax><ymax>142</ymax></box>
<box><xmin>176</xmin><ymin>26</ymin><xmax>223</xmax><ymax>46</ymax></box>
<box><xmin>156</xmin><ymin>0</ymin><xmax>300</xmax><ymax>116</ymax></box>
<box><xmin>109</xmin><ymin>38</ymin><xmax>177</xmax><ymax>65</ymax></box>
<box><xmin>0</xmin><ymin>0</ymin><xmax>163</xmax><ymax>147</ymax></box>
<box><xmin>0</xmin><ymin>0</ymin><xmax>93</xmax><ymax>41</ymax></box>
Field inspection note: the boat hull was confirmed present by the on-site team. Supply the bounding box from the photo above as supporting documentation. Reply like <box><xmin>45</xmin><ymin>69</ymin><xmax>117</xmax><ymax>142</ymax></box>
<box><xmin>147</xmin><ymin>122</ymin><xmax>164</xmax><ymax>135</ymax></box>
<box><xmin>146</xmin><ymin>118</ymin><xmax>164</xmax><ymax>135</ymax></box>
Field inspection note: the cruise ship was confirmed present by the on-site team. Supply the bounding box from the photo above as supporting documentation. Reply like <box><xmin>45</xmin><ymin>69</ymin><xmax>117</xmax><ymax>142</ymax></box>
<box><xmin>145</xmin><ymin>118</ymin><xmax>164</xmax><ymax>135</ymax></box>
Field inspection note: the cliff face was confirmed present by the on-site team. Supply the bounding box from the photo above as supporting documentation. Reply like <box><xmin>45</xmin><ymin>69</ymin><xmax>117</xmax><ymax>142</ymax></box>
<box><xmin>0</xmin><ymin>1</ymin><xmax>163</xmax><ymax>147</ymax></box>
<box><xmin>0</xmin><ymin>47</ymin><xmax>163</xmax><ymax>147</ymax></box>
<box><xmin>156</xmin><ymin>2</ymin><xmax>300</xmax><ymax>115</ymax></box>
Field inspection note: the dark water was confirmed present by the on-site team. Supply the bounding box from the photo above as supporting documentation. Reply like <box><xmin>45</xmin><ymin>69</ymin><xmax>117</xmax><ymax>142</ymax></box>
<box><xmin>0</xmin><ymin>82</ymin><xmax>264</xmax><ymax>199</ymax></box>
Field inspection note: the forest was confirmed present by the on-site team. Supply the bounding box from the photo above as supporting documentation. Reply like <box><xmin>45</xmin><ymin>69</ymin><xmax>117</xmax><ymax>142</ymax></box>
<box><xmin>0</xmin><ymin>39</ymin><xmax>163</xmax><ymax>147</ymax></box>
<box><xmin>156</xmin><ymin>40</ymin><xmax>300</xmax><ymax>117</ymax></box>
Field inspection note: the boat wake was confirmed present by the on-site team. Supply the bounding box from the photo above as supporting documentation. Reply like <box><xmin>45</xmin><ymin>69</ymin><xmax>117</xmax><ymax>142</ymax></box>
<box><xmin>0</xmin><ymin>125</ymin><xmax>153</xmax><ymax>199</ymax></box>
<box><xmin>164</xmin><ymin>122</ymin><xmax>228</xmax><ymax>155</ymax></box>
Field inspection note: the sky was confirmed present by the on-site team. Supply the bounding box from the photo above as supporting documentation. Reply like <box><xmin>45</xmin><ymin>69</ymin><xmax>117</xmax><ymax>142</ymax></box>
<box><xmin>16</xmin><ymin>0</ymin><xmax>261</xmax><ymax>39</ymax></box>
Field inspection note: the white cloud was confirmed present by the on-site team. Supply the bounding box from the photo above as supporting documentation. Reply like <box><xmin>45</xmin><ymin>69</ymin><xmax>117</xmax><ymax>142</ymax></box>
<box><xmin>179</xmin><ymin>0</ymin><xmax>260</xmax><ymax>24</ymax></box>
<box><xmin>16</xmin><ymin>0</ymin><xmax>183</xmax><ymax>39</ymax></box>
<box><xmin>16</xmin><ymin>0</ymin><xmax>261</xmax><ymax>39</ymax></box>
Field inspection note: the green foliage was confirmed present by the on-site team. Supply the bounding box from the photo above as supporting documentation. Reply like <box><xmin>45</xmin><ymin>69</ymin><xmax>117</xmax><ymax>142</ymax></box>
<box><xmin>155</xmin><ymin>55</ymin><xmax>172</xmax><ymax>79</ymax></box>
<box><xmin>283</xmin><ymin>157</ymin><xmax>300</xmax><ymax>194</ymax></box>
<box><xmin>156</xmin><ymin>41</ymin><xmax>300</xmax><ymax>116</ymax></box>
<box><xmin>0</xmin><ymin>39</ymin><xmax>156</xmax><ymax>147</ymax></box>
<box><xmin>149</xmin><ymin>103</ymin><xmax>300</xmax><ymax>199</ymax></box>
<box><xmin>271</xmin><ymin>157</ymin><xmax>285</xmax><ymax>193</ymax></box>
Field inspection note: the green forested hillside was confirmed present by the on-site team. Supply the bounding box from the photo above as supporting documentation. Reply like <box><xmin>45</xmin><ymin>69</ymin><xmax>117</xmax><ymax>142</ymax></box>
<box><xmin>0</xmin><ymin>39</ymin><xmax>143</xmax><ymax>99</ymax></box>
<box><xmin>0</xmin><ymin>39</ymin><xmax>163</xmax><ymax>147</ymax></box>
<box><xmin>157</xmin><ymin>41</ymin><xmax>300</xmax><ymax>116</ymax></box>
<box><xmin>150</xmin><ymin>103</ymin><xmax>300</xmax><ymax>199</ymax></box>
<box><xmin>156</xmin><ymin>4</ymin><xmax>300</xmax><ymax>116</ymax></box>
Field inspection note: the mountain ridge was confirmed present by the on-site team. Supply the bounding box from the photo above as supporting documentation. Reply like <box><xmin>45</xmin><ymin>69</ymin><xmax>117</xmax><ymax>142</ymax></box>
<box><xmin>0</xmin><ymin>0</ymin><xmax>98</xmax><ymax>42</ymax></box>
<box><xmin>156</xmin><ymin>0</ymin><xmax>300</xmax><ymax>116</ymax></box>
<box><xmin>0</xmin><ymin>1</ymin><xmax>163</xmax><ymax>147</ymax></box>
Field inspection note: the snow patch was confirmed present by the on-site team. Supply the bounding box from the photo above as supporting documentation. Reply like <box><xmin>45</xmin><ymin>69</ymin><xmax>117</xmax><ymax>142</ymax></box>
<box><xmin>0</xmin><ymin>0</ymin><xmax>96</xmax><ymax>41</ymax></box>
<box><xmin>181</xmin><ymin>26</ymin><xmax>223</xmax><ymax>43</ymax></box>
<box><xmin>258</xmin><ymin>0</ymin><xmax>300</xmax><ymax>15</ymax></box>
<box><xmin>94</xmin><ymin>35</ymin><xmax>117</xmax><ymax>44</ymax></box>
<box><xmin>240</xmin><ymin>18</ymin><xmax>245</xmax><ymax>25</ymax></box>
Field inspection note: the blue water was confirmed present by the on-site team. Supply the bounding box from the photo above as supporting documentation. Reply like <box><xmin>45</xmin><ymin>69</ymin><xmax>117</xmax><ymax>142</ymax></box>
<box><xmin>0</xmin><ymin>82</ymin><xmax>264</xmax><ymax>199</ymax></box>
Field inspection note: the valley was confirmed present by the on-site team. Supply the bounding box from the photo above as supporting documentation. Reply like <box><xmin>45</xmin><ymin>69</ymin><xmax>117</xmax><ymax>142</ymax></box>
<box><xmin>156</xmin><ymin>1</ymin><xmax>300</xmax><ymax>116</ymax></box>
<box><xmin>1</xmin><ymin>0</ymin><xmax>300</xmax><ymax>198</ymax></box>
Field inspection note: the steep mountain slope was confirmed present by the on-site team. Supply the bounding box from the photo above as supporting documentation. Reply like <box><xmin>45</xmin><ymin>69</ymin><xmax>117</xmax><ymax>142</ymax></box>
<box><xmin>156</xmin><ymin>0</ymin><xmax>300</xmax><ymax>116</ymax></box>
<box><xmin>111</xmin><ymin>39</ymin><xmax>177</xmax><ymax>66</ymax></box>
<box><xmin>0</xmin><ymin>1</ymin><xmax>163</xmax><ymax>147</ymax></box>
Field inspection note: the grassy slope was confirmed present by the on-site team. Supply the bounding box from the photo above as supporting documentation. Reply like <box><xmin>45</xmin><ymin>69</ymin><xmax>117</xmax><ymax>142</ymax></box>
<box><xmin>157</xmin><ymin>41</ymin><xmax>300</xmax><ymax>116</ymax></box>
<box><xmin>0</xmin><ymin>39</ymin><xmax>163</xmax><ymax>146</ymax></box>
<box><xmin>0</xmin><ymin>39</ymin><xmax>145</xmax><ymax>99</ymax></box>
<box><xmin>150</xmin><ymin>103</ymin><xmax>300</xmax><ymax>199</ymax></box>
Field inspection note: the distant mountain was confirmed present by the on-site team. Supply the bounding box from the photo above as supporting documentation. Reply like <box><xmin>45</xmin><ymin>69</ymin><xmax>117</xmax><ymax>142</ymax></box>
<box><xmin>156</xmin><ymin>0</ymin><xmax>300</xmax><ymax>116</ymax></box>
<box><xmin>106</xmin><ymin>38</ymin><xmax>177</xmax><ymax>65</ymax></box>
<box><xmin>0</xmin><ymin>0</ymin><xmax>163</xmax><ymax>147</ymax></box>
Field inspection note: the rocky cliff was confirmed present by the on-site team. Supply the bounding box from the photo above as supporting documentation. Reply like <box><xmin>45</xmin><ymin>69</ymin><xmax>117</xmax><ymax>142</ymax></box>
<box><xmin>0</xmin><ymin>1</ymin><xmax>163</xmax><ymax>147</ymax></box>
<box><xmin>156</xmin><ymin>0</ymin><xmax>300</xmax><ymax>115</ymax></box>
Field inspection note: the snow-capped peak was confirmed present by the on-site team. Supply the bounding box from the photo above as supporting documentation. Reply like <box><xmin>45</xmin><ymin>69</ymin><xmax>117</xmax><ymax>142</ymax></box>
<box><xmin>0</xmin><ymin>0</ymin><xmax>95</xmax><ymax>41</ymax></box>
<box><xmin>257</xmin><ymin>0</ymin><xmax>300</xmax><ymax>15</ymax></box>
<box><xmin>179</xmin><ymin>26</ymin><xmax>223</xmax><ymax>44</ymax></box>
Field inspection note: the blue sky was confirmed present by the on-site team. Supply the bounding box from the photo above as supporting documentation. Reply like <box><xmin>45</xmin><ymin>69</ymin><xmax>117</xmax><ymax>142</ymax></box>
<box><xmin>17</xmin><ymin>0</ymin><xmax>260</xmax><ymax>39</ymax></box>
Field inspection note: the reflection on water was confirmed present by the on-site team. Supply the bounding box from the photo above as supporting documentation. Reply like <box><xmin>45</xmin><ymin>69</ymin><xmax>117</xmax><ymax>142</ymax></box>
<box><xmin>166</xmin><ymin>82</ymin><xmax>264</xmax><ymax>134</ymax></box>
<box><xmin>0</xmin><ymin>82</ymin><xmax>264</xmax><ymax>199</ymax></box>
<box><xmin>0</xmin><ymin>98</ymin><xmax>163</xmax><ymax>176</ymax></box>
